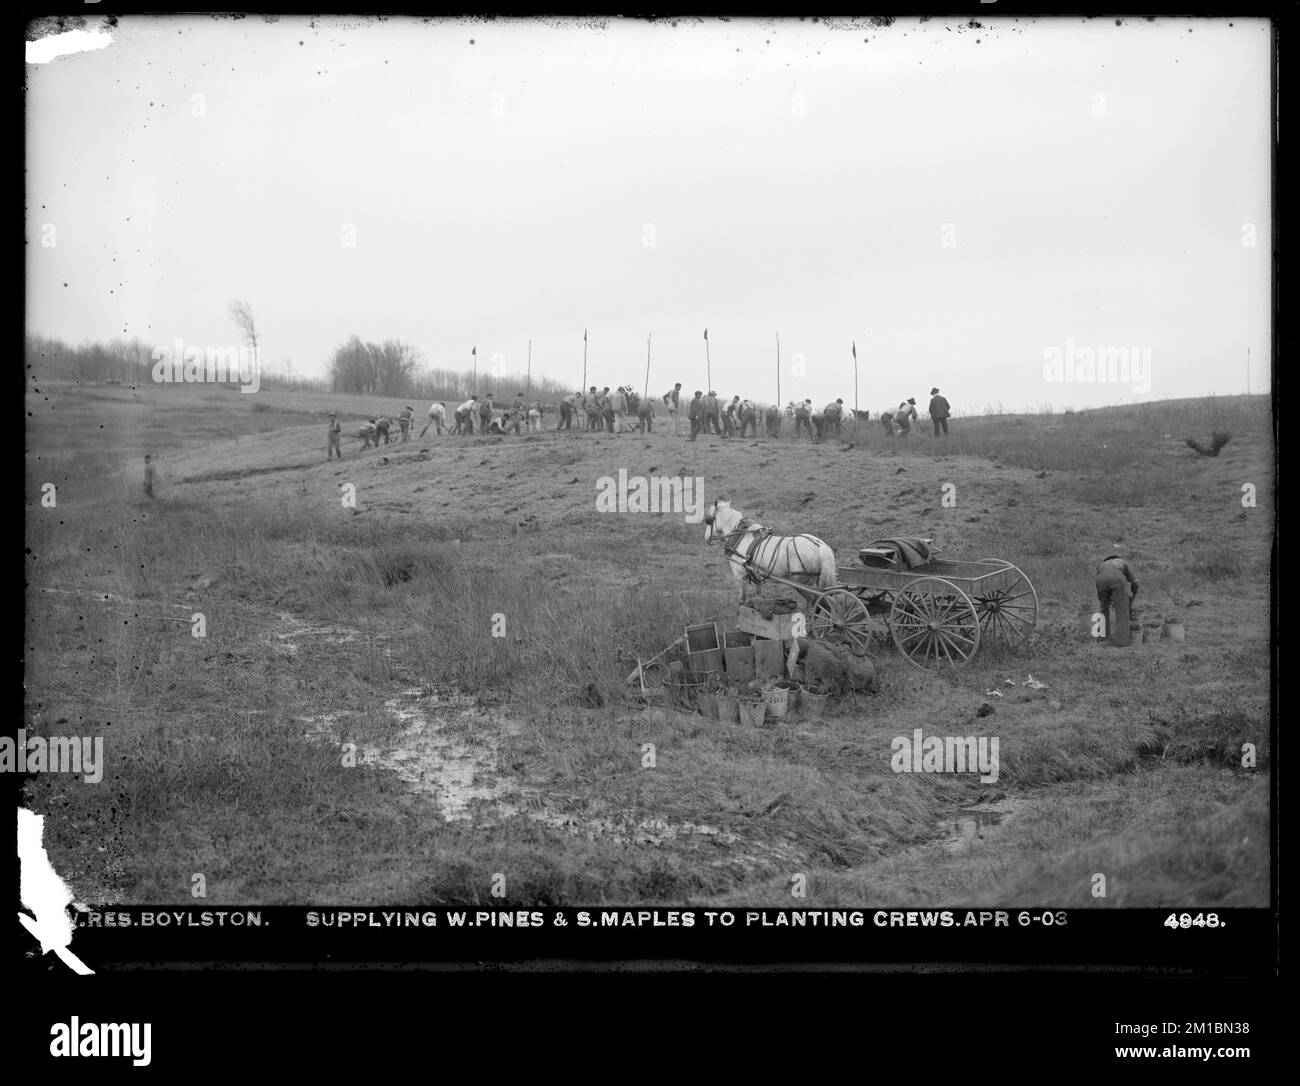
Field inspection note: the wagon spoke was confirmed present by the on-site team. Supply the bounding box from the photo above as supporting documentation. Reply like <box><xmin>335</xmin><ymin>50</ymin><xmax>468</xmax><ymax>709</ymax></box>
<box><xmin>971</xmin><ymin>563</ymin><xmax>1039</xmax><ymax>646</ymax></box>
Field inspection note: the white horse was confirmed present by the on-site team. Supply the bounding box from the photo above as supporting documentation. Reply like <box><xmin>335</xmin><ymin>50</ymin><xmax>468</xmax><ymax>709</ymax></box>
<box><xmin>703</xmin><ymin>499</ymin><xmax>838</xmax><ymax>603</ymax></box>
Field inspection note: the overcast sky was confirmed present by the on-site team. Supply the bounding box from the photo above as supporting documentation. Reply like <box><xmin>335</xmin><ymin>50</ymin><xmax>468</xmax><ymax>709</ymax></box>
<box><xmin>26</xmin><ymin>15</ymin><xmax>1271</xmax><ymax>412</ymax></box>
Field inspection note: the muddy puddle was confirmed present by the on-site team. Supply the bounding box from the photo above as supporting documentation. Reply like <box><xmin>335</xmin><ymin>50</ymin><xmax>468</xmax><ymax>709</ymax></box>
<box><xmin>300</xmin><ymin>686</ymin><xmax>794</xmax><ymax>865</ymax></box>
<box><xmin>939</xmin><ymin>798</ymin><xmax>1025</xmax><ymax>854</ymax></box>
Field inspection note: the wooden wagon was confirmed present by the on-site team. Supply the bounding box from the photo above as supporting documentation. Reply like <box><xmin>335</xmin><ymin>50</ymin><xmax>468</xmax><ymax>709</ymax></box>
<box><xmin>804</xmin><ymin>538</ymin><xmax>1038</xmax><ymax>670</ymax></box>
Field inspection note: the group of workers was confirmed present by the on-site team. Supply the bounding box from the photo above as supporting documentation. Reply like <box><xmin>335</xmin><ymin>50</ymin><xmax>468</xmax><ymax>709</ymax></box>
<box><xmin>878</xmin><ymin>389</ymin><xmax>950</xmax><ymax>437</ymax></box>
<box><xmin>326</xmin><ymin>384</ymin><xmax>956</xmax><ymax>456</ymax></box>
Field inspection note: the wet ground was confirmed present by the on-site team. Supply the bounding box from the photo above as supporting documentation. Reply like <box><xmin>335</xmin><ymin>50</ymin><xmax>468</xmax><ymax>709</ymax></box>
<box><xmin>939</xmin><ymin>798</ymin><xmax>1024</xmax><ymax>853</ymax></box>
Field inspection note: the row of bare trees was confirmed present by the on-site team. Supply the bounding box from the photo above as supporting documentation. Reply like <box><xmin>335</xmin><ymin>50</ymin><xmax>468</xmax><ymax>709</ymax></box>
<box><xmin>26</xmin><ymin>334</ymin><xmax>155</xmax><ymax>384</ymax></box>
<box><xmin>27</xmin><ymin>294</ymin><xmax>575</xmax><ymax>402</ymax></box>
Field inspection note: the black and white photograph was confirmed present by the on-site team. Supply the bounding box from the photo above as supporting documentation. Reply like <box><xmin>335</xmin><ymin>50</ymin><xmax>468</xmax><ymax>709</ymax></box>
<box><xmin>20</xmin><ymin>7</ymin><xmax>1276</xmax><ymax>1028</ymax></box>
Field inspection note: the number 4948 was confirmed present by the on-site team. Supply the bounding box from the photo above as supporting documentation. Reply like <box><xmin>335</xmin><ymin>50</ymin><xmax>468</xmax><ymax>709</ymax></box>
<box><xmin>1164</xmin><ymin>913</ymin><xmax>1222</xmax><ymax>929</ymax></box>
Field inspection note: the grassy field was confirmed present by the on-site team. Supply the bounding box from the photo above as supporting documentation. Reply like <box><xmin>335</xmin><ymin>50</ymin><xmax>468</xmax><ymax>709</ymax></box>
<box><xmin>23</xmin><ymin>378</ymin><xmax>1273</xmax><ymax>906</ymax></box>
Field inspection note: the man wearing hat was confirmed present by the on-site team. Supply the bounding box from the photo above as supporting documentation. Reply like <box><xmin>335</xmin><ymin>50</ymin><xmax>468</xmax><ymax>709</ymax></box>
<box><xmin>824</xmin><ymin>398</ymin><xmax>845</xmax><ymax>438</ymax></box>
<box><xmin>895</xmin><ymin>398</ymin><xmax>919</xmax><ymax>437</ymax></box>
<box><xmin>1095</xmin><ymin>551</ymin><xmax>1140</xmax><ymax>646</ymax></box>
<box><xmin>454</xmin><ymin>395</ymin><xmax>477</xmax><ymax>435</ymax></box>
<box><xmin>738</xmin><ymin>398</ymin><xmax>758</xmax><ymax>437</ymax></box>
<box><xmin>397</xmin><ymin>405</ymin><xmax>415</xmax><ymax>442</ymax></box>
<box><xmin>703</xmin><ymin>391</ymin><xmax>723</xmax><ymax>436</ymax></box>
<box><xmin>600</xmin><ymin>387</ymin><xmax>615</xmax><ymax>432</ymax></box>
<box><xmin>421</xmin><ymin>401</ymin><xmax>448</xmax><ymax>437</ymax></box>
<box><xmin>795</xmin><ymin>399</ymin><xmax>814</xmax><ymax>440</ymax></box>
<box><xmin>928</xmin><ymin>388</ymin><xmax>950</xmax><ymax>437</ymax></box>
<box><xmin>584</xmin><ymin>386</ymin><xmax>602</xmax><ymax>430</ymax></box>
<box><xmin>611</xmin><ymin>385</ymin><xmax>630</xmax><ymax>434</ymax></box>
<box><xmin>327</xmin><ymin>413</ymin><xmax>343</xmax><ymax>460</ymax></box>
<box><xmin>688</xmin><ymin>390</ymin><xmax>705</xmax><ymax>440</ymax></box>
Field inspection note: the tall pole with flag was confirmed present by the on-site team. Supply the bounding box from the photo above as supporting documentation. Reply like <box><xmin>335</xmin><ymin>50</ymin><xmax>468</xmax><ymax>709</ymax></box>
<box><xmin>644</xmin><ymin>332</ymin><xmax>652</xmax><ymax>400</ymax></box>
<box><xmin>527</xmin><ymin>339</ymin><xmax>532</xmax><ymax>397</ymax></box>
<box><xmin>472</xmin><ymin>345</ymin><xmax>477</xmax><ymax>396</ymax></box>
<box><xmin>704</xmin><ymin>328</ymin><xmax>711</xmax><ymax>392</ymax></box>
<box><xmin>582</xmin><ymin>329</ymin><xmax>588</xmax><ymax>393</ymax></box>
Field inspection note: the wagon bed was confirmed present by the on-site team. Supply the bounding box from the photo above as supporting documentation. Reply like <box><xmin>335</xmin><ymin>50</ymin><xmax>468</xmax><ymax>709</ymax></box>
<box><xmin>839</xmin><ymin>557</ymin><xmax>1023</xmax><ymax>590</ymax></box>
<box><xmin>774</xmin><ymin>543</ymin><xmax>1039</xmax><ymax>670</ymax></box>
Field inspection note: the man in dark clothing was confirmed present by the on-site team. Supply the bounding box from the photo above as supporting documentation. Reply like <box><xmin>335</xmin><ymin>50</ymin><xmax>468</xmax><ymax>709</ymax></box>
<box><xmin>929</xmin><ymin>387</ymin><xmax>951</xmax><ymax>437</ymax></box>
<box><xmin>738</xmin><ymin>399</ymin><xmax>758</xmax><ymax>437</ymax></box>
<box><xmin>824</xmin><ymin>399</ymin><xmax>845</xmax><ymax>438</ymax></box>
<box><xmin>795</xmin><ymin>400</ymin><xmax>814</xmax><ymax>439</ymax></box>
<box><xmin>688</xmin><ymin>391</ymin><xmax>705</xmax><ymax>441</ymax></box>
<box><xmin>637</xmin><ymin>395</ymin><xmax>655</xmax><ymax>432</ymax></box>
<box><xmin>327</xmin><ymin>414</ymin><xmax>343</xmax><ymax>460</ymax></box>
<box><xmin>1095</xmin><ymin>552</ymin><xmax>1140</xmax><ymax>646</ymax></box>
<box><xmin>600</xmin><ymin>387</ymin><xmax>615</xmax><ymax>432</ymax></box>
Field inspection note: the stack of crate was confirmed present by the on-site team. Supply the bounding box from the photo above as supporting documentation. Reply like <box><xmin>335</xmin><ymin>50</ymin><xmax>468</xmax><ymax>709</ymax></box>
<box><xmin>680</xmin><ymin>607</ymin><xmax>801</xmax><ymax>686</ymax></box>
<box><xmin>736</xmin><ymin>605</ymin><xmax>802</xmax><ymax>679</ymax></box>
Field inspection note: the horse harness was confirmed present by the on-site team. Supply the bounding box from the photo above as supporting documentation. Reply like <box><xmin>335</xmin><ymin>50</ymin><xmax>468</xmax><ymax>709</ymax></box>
<box><xmin>707</xmin><ymin>515</ymin><xmax>791</xmax><ymax>585</ymax></box>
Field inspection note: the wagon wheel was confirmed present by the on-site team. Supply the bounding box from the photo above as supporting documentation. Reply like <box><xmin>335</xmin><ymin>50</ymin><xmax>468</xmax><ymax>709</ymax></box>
<box><xmin>889</xmin><ymin>577</ymin><xmax>981</xmax><ymax>670</ymax></box>
<box><xmin>973</xmin><ymin>560</ymin><xmax>1039</xmax><ymax>646</ymax></box>
<box><xmin>809</xmin><ymin>589</ymin><xmax>873</xmax><ymax>655</ymax></box>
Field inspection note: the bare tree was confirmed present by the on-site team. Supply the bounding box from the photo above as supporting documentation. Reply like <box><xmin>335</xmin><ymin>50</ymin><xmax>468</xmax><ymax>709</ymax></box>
<box><xmin>227</xmin><ymin>300</ymin><xmax>260</xmax><ymax>357</ymax></box>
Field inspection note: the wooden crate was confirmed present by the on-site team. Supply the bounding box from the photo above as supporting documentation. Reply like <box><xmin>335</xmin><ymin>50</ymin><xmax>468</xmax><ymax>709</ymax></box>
<box><xmin>753</xmin><ymin>638</ymin><xmax>787</xmax><ymax>678</ymax></box>
<box><xmin>685</xmin><ymin>622</ymin><xmax>721</xmax><ymax>652</ymax></box>
<box><xmin>723</xmin><ymin>630</ymin><xmax>755</xmax><ymax>681</ymax></box>
<box><xmin>737</xmin><ymin>605</ymin><xmax>804</xmax><ymax>642</ymax></box>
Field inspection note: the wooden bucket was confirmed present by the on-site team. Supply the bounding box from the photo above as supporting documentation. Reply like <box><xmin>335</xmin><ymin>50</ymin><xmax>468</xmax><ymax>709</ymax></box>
<box><xmin>802</xmin><ymin>691</ymin><xmax>830</xmax><ymax>718</ymax></box>
<box><xmin>763</xmin><ymin>685</ymin><xmax>789</xmax><ymax>719</ymax></box>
